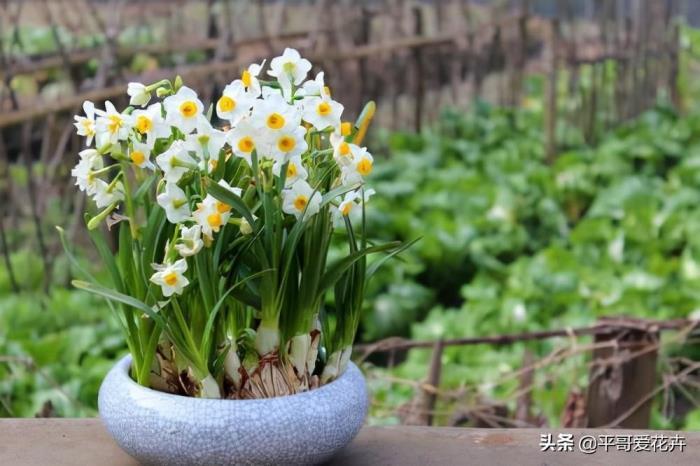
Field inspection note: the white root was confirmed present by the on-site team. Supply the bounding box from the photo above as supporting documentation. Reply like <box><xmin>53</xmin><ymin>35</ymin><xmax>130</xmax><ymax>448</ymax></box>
<box><xmin>320</xmin><ymin>350</ymin><xmax>341</xmax><ymax>384</ymax></box>
<box><xmin>223</xmin><ymin>346</ymin><xmax>242</xmax><ymax>389</ymax></box>
<box><xmin>199</xmin><ymin>373</ymin><xmax>222</xmax><ymax>399</ymax></box>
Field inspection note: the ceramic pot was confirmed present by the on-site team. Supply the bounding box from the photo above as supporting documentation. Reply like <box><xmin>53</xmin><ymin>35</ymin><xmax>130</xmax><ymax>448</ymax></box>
<box><xmin>98</xmin><ymin>355</ymin><xmax>367</xmax><ymax>465</ymax></box>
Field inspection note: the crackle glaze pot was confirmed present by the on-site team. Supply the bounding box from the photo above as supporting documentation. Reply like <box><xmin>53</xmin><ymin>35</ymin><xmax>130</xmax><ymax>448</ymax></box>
<box><xmin>98</xmin><ymin>355</ymin><xmax>368</xmax><ymax>465</ymax></box>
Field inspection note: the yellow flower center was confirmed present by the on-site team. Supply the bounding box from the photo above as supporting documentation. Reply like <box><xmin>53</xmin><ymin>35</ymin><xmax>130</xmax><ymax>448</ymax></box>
<box><xmin>283</xmin><ymin>62</ymin><xmax>296</xmax><ymax>74</ymax></box>
<box><xmin>164</xmin><ymin>272</ymin><xmax>178</xmax><ymax>286</ymax></box>
<box><xmin>340</xmin><ymin>122</ymin><xmax>352</xmax><ymax>136</ymax></box>
<box><xmin>338</xmin><ymin>142</ymin><xmax>350</xmax><ymax>156</ymax></box>
<box><xmin>237</xmin><ymin>136</ymin><xmax>254</xmax><ymax>153</ymax></box>
<box><xmin>266</xmin><ymin>113</ymin><xmax>285</xmax><ymax>129</ymax></box>
<box><xmin>107</xmin><ymin>115</ymin><xmax>123</xmax><ymax>134</ymax></box>
<box><xmin>197</xmin><ymin>134</ymin><xmax>210</xmax><ymax>146</ymax></box>
<box><xmin>242</xmin><ymin>69</ymin><xmax>252</xmax><ymax>88</ymax></box>
<box><xmin>130</xmin><ymin>150</ymin><xmax>146</xmax><ymax>166</ymax></box>
<box><xmin>293</xmin><ymin>195</ymin><xmax>308</xmax><ymax>211</ymax></box>
<box><xmin>136</xmin><ymin>115</ymin><xmax>152</xmax><ymax>134</ymax></box>
<box><xmin>357</xmin><ymin>158</ymin><xmax>373</xmax><ymax>176</ymax></box>
<box><xmin>287</xmin><ymin>163</ymin><xmax>297</xmax><ymax>178</ymax></box>
<box><xmin>218</xmin><ymin>96</ymin><xmax>236</xmax><ymax>113</ymax></box>
<box><xmin>207</xmin><ymin>212</ymin><xmax>223</xmax><ymax>229</ymax></box>
<box><xmin>82</xmin><ymin>119</ymin><xmax>95</xmax><ymax>136</ymax></box>
<box><xmin>277</xmin><ymin>135</ymin><xmax>295</xmax><ymax>153</ymax></box>
<box><xmin>341</xmin><ymin>202</ymin><xmax>353</xmax><ymax>216</ymax></box>
<box><xmin>216</xmin><ymin>201</ymin><xmax>230</xmax><ymax>213</ymax></box>
<box><xmin>317</xmin><ymin>102</ymin><xmax>331</xmax><ymax>116</ymax></box>
<box><xmin>179</xmin><ymin>100</ymin><xmax>198</xmax><ymax>118</ymax></box>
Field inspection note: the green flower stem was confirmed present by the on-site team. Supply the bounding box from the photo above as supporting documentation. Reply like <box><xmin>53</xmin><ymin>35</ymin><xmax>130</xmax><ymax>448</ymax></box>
<box><xmin>91</xmin><ymin>164</ymin><xmax>119</xmax><ymax>176</ymax></box>
<box><xmin>118</xmin><ymin>161</ymin><xmax>139</xmax><ymax>239</ymax></box>
<box><xmin>146</xmin><ymin>79</ymin><xmax>171</xmax><ymax>92</ymax></box>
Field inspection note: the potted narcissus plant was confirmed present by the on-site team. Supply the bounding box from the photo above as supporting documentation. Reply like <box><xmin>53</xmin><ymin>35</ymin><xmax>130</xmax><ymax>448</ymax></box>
<box><xmin>60</xmin><ymin>48</ymin><xmax>411</xmax><ymax>465</ymax></box>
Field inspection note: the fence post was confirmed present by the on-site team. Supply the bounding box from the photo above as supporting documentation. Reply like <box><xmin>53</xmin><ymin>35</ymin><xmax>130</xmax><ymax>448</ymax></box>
<box><xmin>402</xmin><ymin>339</ymin><xmax>443</xmax><ymax>426</ymax></box>
<box><xmin>412</xmin><ymin>6</ymin><xmax>425</xmax><ymax>133</ymax></box>
<box><xmin>585</xmin><ymin>317</ymin><xmax>660</xmax><ymax>428</ymax></box>
<box><xmin>544</xmin><ymin>17</ymin><xmax>559</xmax><ymax>164</ymax></box>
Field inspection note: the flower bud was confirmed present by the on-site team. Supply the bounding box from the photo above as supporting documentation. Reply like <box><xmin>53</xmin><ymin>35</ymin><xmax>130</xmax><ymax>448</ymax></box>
<box><xmin>239</xmin><ymin>217</ymin><xmax>253</xmax><ymax>235</ymax></box>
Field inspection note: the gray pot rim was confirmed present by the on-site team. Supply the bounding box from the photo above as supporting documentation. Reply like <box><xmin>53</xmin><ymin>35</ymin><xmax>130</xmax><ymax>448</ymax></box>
<box><xmin>110</xmin><ymin>353</ymin><xmax>354</xmax><ymax>402</ymax></box>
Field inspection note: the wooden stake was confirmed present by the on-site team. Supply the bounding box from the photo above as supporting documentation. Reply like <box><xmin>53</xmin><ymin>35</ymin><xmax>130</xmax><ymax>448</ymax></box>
<box><xmin>586</xmin><ymin>317</ymin><xmax>659</xmax><ymax>428</ymax></box>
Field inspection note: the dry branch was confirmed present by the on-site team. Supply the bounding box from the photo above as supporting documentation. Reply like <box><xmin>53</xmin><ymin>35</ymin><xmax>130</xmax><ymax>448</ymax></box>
<box><xmin>355</xmin><ymin>317</ymin><xmax>697</xmax><ymax>357</ymax></box>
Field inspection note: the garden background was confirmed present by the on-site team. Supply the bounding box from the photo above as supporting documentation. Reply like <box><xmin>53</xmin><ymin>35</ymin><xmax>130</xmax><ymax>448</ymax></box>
<box><xmin>2</xmin><ymin>0</ymin><xmax>700</xmax><ymax>430</ymax></box>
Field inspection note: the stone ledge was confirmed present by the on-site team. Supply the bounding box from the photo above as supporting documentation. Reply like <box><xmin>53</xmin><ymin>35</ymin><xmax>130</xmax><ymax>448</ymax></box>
<box><xmin>0</xmin><ymin>419</ymin><xmax>698</xmax><ymax>465</ymax></box>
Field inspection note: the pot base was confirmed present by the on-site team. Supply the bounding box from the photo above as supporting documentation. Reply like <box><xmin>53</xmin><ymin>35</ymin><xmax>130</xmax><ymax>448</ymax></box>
<box><xmin>98</xmin><ymin>355</ymin><xmax>368</xmax><ymax>465</ymax></box>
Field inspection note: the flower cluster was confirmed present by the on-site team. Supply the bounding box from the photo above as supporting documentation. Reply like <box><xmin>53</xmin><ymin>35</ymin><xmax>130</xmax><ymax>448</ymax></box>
<box><xmin>72</xmin><ymin>48</ymin><xmax>374</xmax><ymax>296</ymax></box>
<box><xmin>69</xmin><ymin>48</ymin><xmax>388</xmax><ymax>399</ymax></box>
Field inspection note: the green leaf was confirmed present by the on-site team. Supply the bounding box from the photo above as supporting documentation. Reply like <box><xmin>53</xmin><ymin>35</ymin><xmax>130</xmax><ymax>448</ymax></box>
<box><xmin>321</xmin><ymin>183</ymin><xmax>361</xmax><ymax>207</ymax></box>
<box><xmin>366</xmin><ymin>237</ymin><xmax>421</xmax><ymax>279</ymax></box>
<box><xmin>319</xmin><ymin>242</ymin><xmax>400</xmax><ymax>293</ymax></box>
<box><xmin>85</xmin><ymin>214</ymin><xmax>123</xmax><ymax>292</ymax></box>
<box><xmin>71</xmin><ymin>280</ymin><xmax>166</xmax><ymax>328</ymax></box>
<box><xmin>199</xmin><ymin>268</ymin><xmax>272</xmax><ymax>356</ymax></box>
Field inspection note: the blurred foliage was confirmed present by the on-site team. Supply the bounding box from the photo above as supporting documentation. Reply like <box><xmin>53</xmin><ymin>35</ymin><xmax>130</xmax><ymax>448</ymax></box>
<box><xmin>364</xmin><ymin>101</ymin><xmax>700</xmax><ymax>428</ymax></box>
<box><xmin>0</xmin><ymin>261</ymin><xmax>124</xmax><ymax>417</ymax></box>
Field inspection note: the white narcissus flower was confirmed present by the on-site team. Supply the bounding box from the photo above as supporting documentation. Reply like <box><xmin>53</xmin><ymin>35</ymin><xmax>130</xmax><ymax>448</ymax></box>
<box><xmin>73</xmin><ymin>101</ymin><xmax>97</xmax><ymax>146</ymax></box>
<box><xmin>193</xmin><ymin>180</ymin><xmax>240</xmax><ymax>240</ymax></box>
<box><xmin>156</xmin><ymin>140</ymin><xmax>197</xmax><ymax>183</ymax></box>
<box><xmin>163</xmin><ymin>86</ymin><xmax>204</xmax><ymax>134</ymax></box>
<box><xmin>300</xmin><ymin>72</ymin><xmax>343</xmax><ymax>131</ymax></box>
<box><xmin>282</xmin><ymin>180</ymin><xmax>321</xmax><ymax>219</ymax></box>
<box><xmin>273</xmin><ymin>155</ymin><xmax>307</xmax><ymax>187</ymax></box>
<box><xmin>150</xmin><ymin>259</ymin><xmax>189</xmax><ymax>297</ymax></box>
<box><xmin>175</xmin><ymin>225</ymin><xmax>204</xmax><ymax>257</ymax></box>
<box><xmin>127</xmin><ymin>82</ymin><xmax>151</xmax><ymax>107</ymax></box>
<box><xmin>132</xmin><ymin>103</ymin><xmax>170</xmax><ymax>147</ymax></box>
<box><xmin>129</xmin><ymin>141</ymin><xmax>155</xmax><ymax>170</ymax></box>
<box><xmin>156</xmin><ymin>182</ymin><xmax>191</xmax><ymax>224</ymax></box>
<box><xmin>92</xmin><ymin>179</ymin><xmax>125</xmax><ymax>208</ymax></box>
<box><xmin>250</xmin><ymin>92</ymin><xmax>302</xmax><ymax>133</ymax></box>
<box><xmin>334</xmin><ymin>188</ymin><xmax>375</xmax><ymax>223</ymax></box>
<box><xmin>71</xmin><ymin>149</ymin><xmax>103</xmax><ymax>194</ymax></box>
<box><xmin>302</xmin><ymin>95</ymin><xmax>343</xmax><ymax>131</ymax></box>
<box><xmin>95</xmin><ymin>101</ymin><xmax>133</xmax><ymax>147</ymax></box>
<box><xmin>341</xmin><ymin>147</ymin><xmax>374</xmax><ymax>185</ymax></box>
<box><xmin>240</xmin><ymin>59</ymin><xmax>265</xmax><ymax>97</ymax></box>
<box><xmin>330</xmin><ymin>134</ymin><xmax>358</xmax><ymax>167</ymax></box>
<box><xmin>193</xmin><ymin>195</ymin><xmax>231</xmax><ymax>240</ymax></box>
<box><xmin>268</xmin><ymin>48</ymin><xmax>312</xmax><ymax>100</ymax></box>
<box><xmin>299</xmin><ymin>72</ymin><xmax>331</xmax><ymax>99</ymax></box>
<box><xmin>227</xmin><ymin>119</ymin><xmax>258</xmax><ymax>165</ymax></box>
<box><xmin>216</xmin><ymin>80</ymin><xmax>254</xmax><ymax>125</ymax></box>
<box><xmin>265</xmin><ymin>124</ymin><xmax>308</xmax><ymax>163</ymax></box>
<box><xmin>186</xmin><ymin>117</ymin><xmax>227</xmax><ymax>168</ymax></box>
<box><xmin>338</xmin><ymin>190</ymin><xmax>361</xmax><ymax>217</ymax></box>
